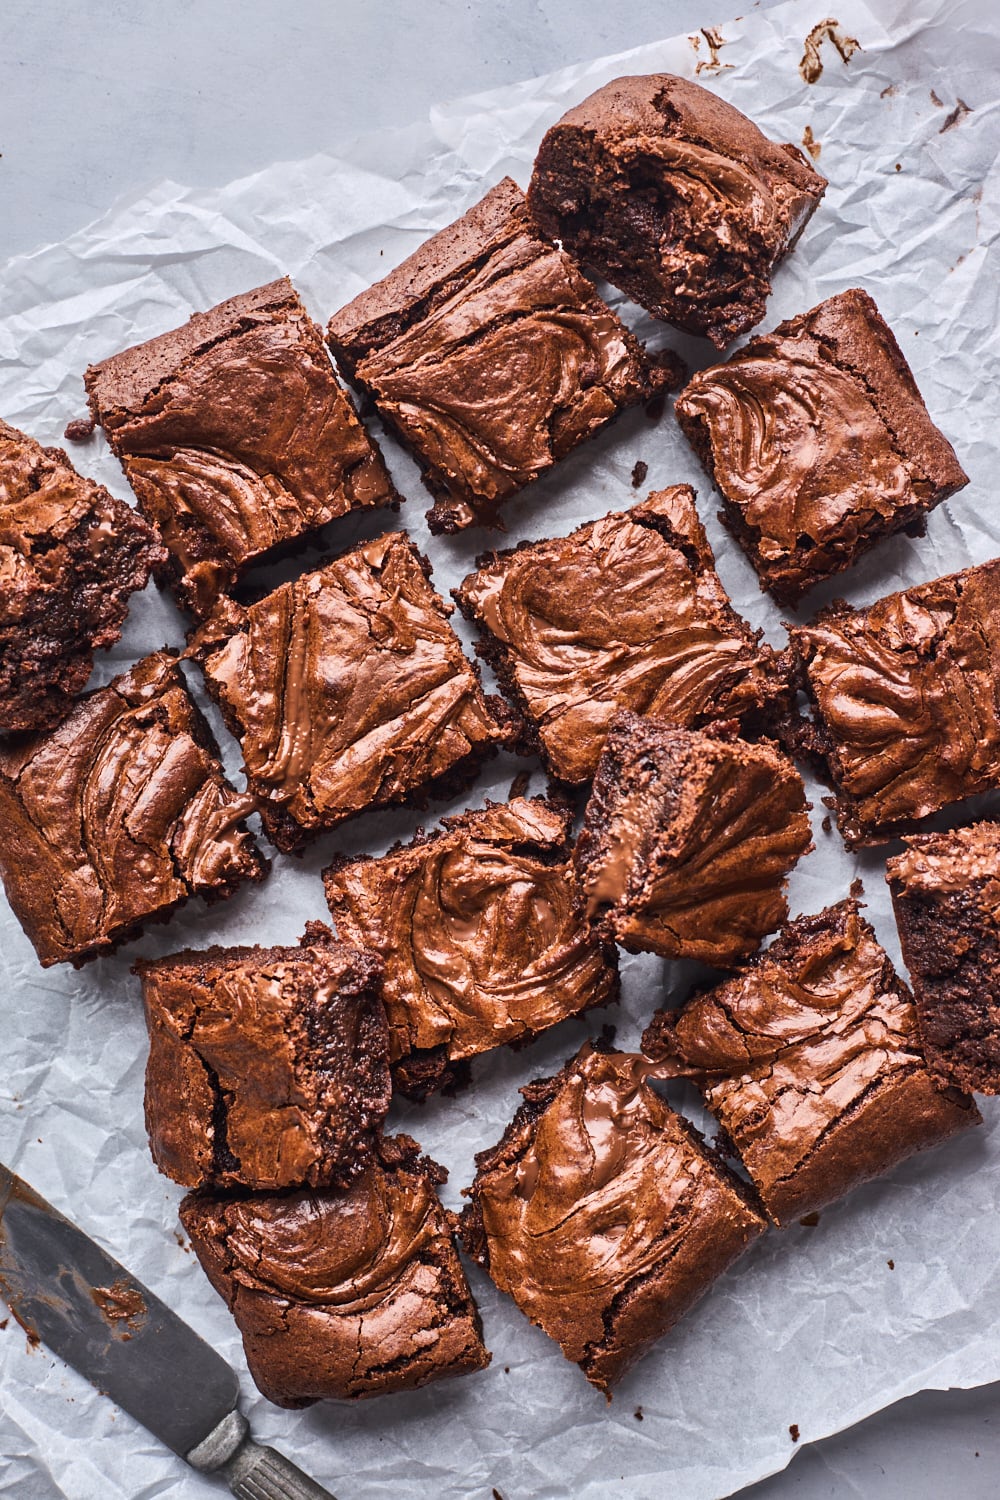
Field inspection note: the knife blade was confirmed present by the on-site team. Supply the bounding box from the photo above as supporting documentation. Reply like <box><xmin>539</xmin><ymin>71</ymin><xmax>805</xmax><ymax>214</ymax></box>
<box><xmin>0</xmin><ymin>1162</ymin><xmax>336</xmax><ymax>1499</ymax></box>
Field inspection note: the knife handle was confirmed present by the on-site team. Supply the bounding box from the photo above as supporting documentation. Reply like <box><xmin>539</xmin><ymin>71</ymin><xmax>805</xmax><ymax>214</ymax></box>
<box><xmin>187</xmin><ymin>1409</ymin><xmax>337</xmax><ymax>1499</ymax></box>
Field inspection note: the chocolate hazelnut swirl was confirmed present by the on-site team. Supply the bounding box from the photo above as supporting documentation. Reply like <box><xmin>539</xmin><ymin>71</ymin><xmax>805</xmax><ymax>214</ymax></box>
<box><xmin>573</xmin><ymin>711</ymin><xmax>812</xmax><ymax>966</ymax></box>
<box><xmin>787</xmin><ymin>559</ymin><xmax>1000</xmax><ymax>848</ymax></box>
<box><xmin>180</xmin><ymin>1143</ymin><xmax>490</xmax><ymax>1406</ymax></box>
<box><xmin>528</xmin><ymin>74</ymin><xmax>827</xmax><ymax>348</ymax></box>
<box><xmin>324</xmin><ymin>796</ymin><xmax>619</xmax><ymax>1098</ymax></box>
<box><xmin>675</xmin><ymin>289</ymin><xmax>968</xmax><ymax>604</ymax></box>
<box><xmin>460</xmin><ymin>1042</ymin><xmax>765</xmax><ymax>1393</ymax></box>
<box><xmin>642</xmin><ymin>901</ymin><xmax>980</xmax><ymax>1226</ymax></box>
<box><xmin>86</xmin><ymin>278</ymin><xmax>398</xmax><ymax>616</ymax></box>
<box><xmin>0</xmin><ymin>650</ymin><xmax>266</xmax><ymax>968</ymax></box>
<box><xmin>192</xmin><ymin>530</ymin><xmax>512</xmax><ymax>852</ymax></box>
<box><xmin>455</xmin><ymin>486</ymin><xmax>784</xmax><ymax>784</ymax></box>
<box><xmin>328</xmin><ymin>178</ymin><xmax>654</xmax><ymax>534</ymax></box>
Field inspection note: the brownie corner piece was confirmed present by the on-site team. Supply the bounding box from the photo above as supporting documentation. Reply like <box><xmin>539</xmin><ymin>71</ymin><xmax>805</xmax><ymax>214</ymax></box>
<box><xmin>327</xmin><ymin>176</ymin><xmax>653</xmax><ymax>534</ymax></box>
<box><xmin>675</xmin><ymin>287</ymin><xmax>969</xmax><ymax>604</ymax></box>
<box><xmin>85</xmin><ymin>276</ymin><xmax>398</xmax><ymax>616</ymax></box>
<box><xmin>459</xmin><ymin>1041</ymin><xmax>765</xmax><ymax>1392</ymax></box>
<box><xmin>323</xmin><ymin>794</ymin><xmax>618</xmax><ymax>1094</ymax></box>
<box><xmin>643</xmin><ymin>898</ymin><xmax>980</xmax><ymax>1225</ymax></box>
<box><xmin>180</xmin><ymin>1142</ymin><xmax>490</xmax><ymax>1405</ymax></box>
<box><xmin>573</xmin><ymin>712</ymin><xmax>812</xmax><ymax>965</ymax></box>
<box><xmin>0</xmin><ymin>417</ymin><xmax>165</xmax><ymax>731</ymax></box>
<box><xmin>194</xmin><ymin>529</ymin><xmax>511</xmax><ymax>850</ymax></box>
<box><xmin>0</xmin><ymin>649</ymin><xmax>265</xmax><ymax>967</ymax></box>
<box><xmin>888</xmin><ymin>822</ymin><xmax>1000</xmax><ymax>1094</ymax></box>
<box><xmin>137</xmin><ymin>925</ymin><xmax>390</xmax><ymax>1190</ymax></box>
<box><xmin>527</xmin><ymin>73</ymin><xmax>827</xmax><ymax>347</ymax></box>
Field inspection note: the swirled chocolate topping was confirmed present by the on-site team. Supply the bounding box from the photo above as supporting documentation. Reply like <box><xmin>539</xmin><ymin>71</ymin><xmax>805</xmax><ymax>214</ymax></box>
<box><xmin>193</xmin><ymin>531</ymin><xmax>511</xmax><ymax>852</ymax></box>
<box><xmin>460</xmin><ymin>1042</ymin><xmax>765</xmax><ymax>1392</ymax></box>
<box><xmin>456</xmin><ymin>486</ymin><xmax>784</xmax><ymax>784</ymax></box>
<box><xmin>328</xmin><ymin>178</ymin><xmax>653</xmax><ymax>534</ymax></box>
<box><xmin>85</xmin><ymin>278</ymin><xmax>398</xmax><ymax>616</ymax></box>
<box><xmin>137</xmin><ymin>923</ymin><xmax>390</xmax><ymax>1190</ymax></box>
<box><xmin>0</xmin><ymin>650</ymin><xmax>265</xmax><ymax>968</ymax></box>
<box><xmin>324</xmin><ymin>796</ymin><xmax>618</xmax><ymax>1096</ymax></box>
<box><xmin>573</xmin><ymin>711</ymin><xmax>812</xmax><ymax>966</ymax></box>
<box><xmin>675</xmin><ymin>289</ymin><xmax>968</xmax><ymax>604</ymax></box>
<box><xmin>0</xmin><ymin>418</ymin><xmax>165</xmax><ymax>731</ymax></box>
<box><xmin>642</xmin><ymin>900</ymin><xmax>980</xmax><ymax>1225</ymax></box>
<box><xmin>788</xmin><ymin>560</ymin><xmax>1000</xmax><ymax>848</ymax></box>
<box><xmin>528</xmin><ymin>75</ymin><xmax>827</xmax><ymax>348</ymax></box>
<box><xmin>181</xmin><ymin>1145</ymin><xmax>490</xmax><ymax>1406</ymax></box>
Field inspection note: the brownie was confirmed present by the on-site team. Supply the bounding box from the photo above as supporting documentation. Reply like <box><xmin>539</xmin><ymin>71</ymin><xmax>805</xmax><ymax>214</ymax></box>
<box><xmin>180</xmin><ymin>1140</ymin><xmax>490</xmax><ymax>1406</ymax></box>
<box><xmin>460</xmin><ymin>1041</ymin><xmax>765</xmax><ymax>1393</ymax></box>
<box><xmin>642</xmin><ymin>900</ymin><xmax>980</xmax><ymax>1225</ymax></box>
<box><xmin>455</xmin><ymin>485</ymin><xmax>785</xmax><ymax>784</ymax></box>
<box><xmin>324</xmin><ymin>796</ymin><xmax>619</xmax><ymax>1098</ymax></box>
<box><xmin>675</xmin><ymin>290</ymin><xmax>968</xmax><ymax>605</ymax></box>
<box><xmin>85</xmin><ymin>278</ymin><xmax>398</xmax><ymax>616</ymax></box>
<box><xmin>888</xmin><ymin>824</ymin><xmax>1000</xmax><ymax>1094</ymax></box>
<box><xmin>0</xmin><ymin>418</ymin><xmax>165</xmax><ymax>731</ymax></box>
<box><xmin>0</xmin><ymin>651</ymin><xmax>266</xmax><ymax>967</ymax></box>
<box><xmin>192</xmin><ymin>531</ymin><xmax>512</xmax><ymax>852</ymax></box>
<box><xmin>527</xmin><ymin>75</ymin><xmax>826</xmax><ymax>348</ymax></box>
<box><xmin>136</xmin><ymin>923</ymin><xmax>390</xmax><ymax>1190</ymax></box>
<box><xmin>327</xmin><ymin>177</ymin><xmax>656</xmax><ymax>534</ymax></box>
<box><xmin>573</xmin><ymin>711</ymin><xmax>812</xmax><ymax>966</ymax></box>
<box><xmin>786</xmin><ymin>560</ymin><xmax>1000</xmax><ymax>848</ymax></box>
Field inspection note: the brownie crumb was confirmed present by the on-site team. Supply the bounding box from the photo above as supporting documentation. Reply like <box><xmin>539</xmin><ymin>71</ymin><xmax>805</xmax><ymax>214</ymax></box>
<box><xmin>789</xmin><ymin>1424</ymin><xmax>800</xmax><ymax>1443</ymax></box>
<box><xmin>0</xmin><ymin>1319</ymin><xmax>8</xmax><ymax>1332</ymax></box>
<box><xmin>799</xmin><ymin>1211</ymin><xmax>821</xmax><ymax>1227</ymax></box>
<box><xmin>631</xmin><ymin>460</ymin><xmax>649</xmax><ymax>489</ymax></box>
<box><xmin>634</xmin><ymin>1407</ymin><xmax>644</xmax><ymax>1422</ymax></box>
<box><xmin>508</xmin><ymin>769</ymin><xmax>532</xmax><ymax>800</ymax></box>
<box><xmin>493</xmin><ymin>1490</ymin><xmax>504</xmax><ymax>1499</ymax></box>
<box><xmin>888</xmin><ymin>1259</ymin><xmax>895</xmax><ymax>1270</ymax></box>
<box><xmin>821</xmin><ymin>815</ymin><xmax>833</xmax><ymax>833</ymax></box>
<box><xmin>63</xmin><ymin>416</ymin><xmax>95</xmax><ymax>441</ymax></box>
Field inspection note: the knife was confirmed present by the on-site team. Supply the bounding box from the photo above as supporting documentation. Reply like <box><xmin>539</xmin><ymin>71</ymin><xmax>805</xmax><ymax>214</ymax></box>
<box><xmin>0</xmin><ymin>1161</ymin><xmax>336</xmax><ymax>1499</ymax></box>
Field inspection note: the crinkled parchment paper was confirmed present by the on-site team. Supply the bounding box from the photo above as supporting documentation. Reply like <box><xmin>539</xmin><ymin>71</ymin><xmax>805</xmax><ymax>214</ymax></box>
<box><xmin>2</xmin><ymin>0</ymin><xmax>999</xmax><ymax>1495</ymax></box>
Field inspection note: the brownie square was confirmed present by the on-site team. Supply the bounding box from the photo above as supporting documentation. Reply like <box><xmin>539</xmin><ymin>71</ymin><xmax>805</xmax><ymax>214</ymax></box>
<box><xmin>642</xmin><ymin>900</ymin><xmax>980</xmax><ymax>1225</ymax></box>
<box><xmin>675</xmin><ymin>290</ymin><xmax>968</xmax><ymax>605</ymax></box>
<box><xmin>324</xmin><ymin>796</ymin><xmax>618</xmax><ymax>1098</ymax></box>
<box><xmin>0</xmin><ymin>418</ymin><xmax>165</xmax><ymax>731</ymax></box>
<box><xmin>136</xmin><ymin>922</ymin><xmax>390</xmax><ymax>1190</ymax></box>
<box><xmin>85</xmin><ymin>278</ymin><xmax>398</xmax><ymax>616</ymax></box>
<box><xmin>460</xmin><ymin>1041</ymin><xmax>765</xmax><ymax>1393</ymax></box>
<box><xmin>455</xmin><ymin>485</ymin><xmax>784</xmax><ymax>784</ymax></box>
<box><xmin>0</xmin><ymin>650</ymin><xmax>266</xmax><ymax>967</ymax></box>
<box><xmin>888</xmin><ymin>823</ymin><xmax>1000</xmax><ymax>1094</ymax></box>
<box><xmin>528</xmin><ymin>74</ymin><xmax>826</xmax><ymax>348</ymax></box>
<box><xmin>786</xmin><ymin>560</ymin><xmax>1000</xmax><ymax>848</ymax></box>
<box><xmin>573</xmin><ymin>711</ymin><xmax>812</xmax><ymax>966</ymax></box>
<box><xmin>180</xmin><ymin>1140</ymin><xmax>490</xmax><ymax>1406</ymax></box>
<box><xmin>327</xmin><ymin>177</ymin><xmax>655</xmax><ymax>534</ymax></box>
<box><xmin>192</xmin><ymin>531</ymin><xmax>512</xmax><ymax>852</ymax></box>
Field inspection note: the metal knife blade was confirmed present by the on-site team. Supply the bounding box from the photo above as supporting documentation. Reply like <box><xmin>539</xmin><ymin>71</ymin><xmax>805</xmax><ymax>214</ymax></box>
<box><xmin>0</xmin><ymin>1162</ymin><xmax>336</xmax><ymax>1499</ymax></box>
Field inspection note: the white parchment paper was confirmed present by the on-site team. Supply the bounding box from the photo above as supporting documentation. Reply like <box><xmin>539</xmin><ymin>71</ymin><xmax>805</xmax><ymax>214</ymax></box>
<box><xmin>2</xmin><ymin>1</ymin><xmax>999</xmax><ymax>1496</ymax></box>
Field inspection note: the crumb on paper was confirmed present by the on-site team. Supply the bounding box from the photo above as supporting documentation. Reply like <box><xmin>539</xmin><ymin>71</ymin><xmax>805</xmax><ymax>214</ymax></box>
<box><xmin>691</xmin><ymin>26</ymin><xmax>734</xmax><ymax>75</ymax></box>
<box><xmin>634</xmin><ymin>1407</ymin><xmax>644</xmax><ymax>1421</ymax></box>
<box><xmin>799</xmin><ymin>19</ymin><xmax>861</xmax><ymax>84</ymax></box>
<box><xmin>895</xmin><ymin>162</ymin><xmax>902</xmax><ymax>171</ymax></box>
<box><xmin>631</xmin><ymin>460</ymin><xmax>649</xmax><ymax>489</ymax></box>
<box><xmin>802</xmin><ymin>124</ymin><xmax>821</xmax><ymax>160</ymax></box>
<box><xmin>821</xmin><ymin>814</ymin><xmax>833</xmax><ymax>833</ymax></box>
<box><xmin>888</xmin><ymin>1259</ymin><xmax>895</xmax><ymax>1270</ymax></box>
<box><xmin>493</xmin><ymin>1490</ymin><xmax>504</xmax><ymax>1500</ymax></box>
<box><xmin>940</xmin><ymin>99</ymin><xmax>972</xmax><ymax>134</ymax></box>
<box><xmin>931</xmin><ymin>89</ymin><xmax>944</xmax><ymax>106</ymax></box>
<box><xmin>508</xmin><ymin>769</ymin><xmax>531</xmax><ymax>800</ymax></box>
<box><xmin>789</xmin><ymin>1424</ymin><xmax>800</xmax><ymax>1442</ymax></box>
<box><xmin>880</xmin><ymin>83</ymin><xmax>896</xmax><ymax>98</ymax></box>
<box><xmin>799</xmin><ymin>1211</ymin><xmax>821</xmax><ymax>1227</ymax></box>
<box><xmin>63</xmin><ymin>416</ymin><xmax>95</xmax><ymax>442</ymax></box>
<box><xmin>849</xmin><ymin>877</ymin><xmax>864</xmax><ymax>898</ymax></box>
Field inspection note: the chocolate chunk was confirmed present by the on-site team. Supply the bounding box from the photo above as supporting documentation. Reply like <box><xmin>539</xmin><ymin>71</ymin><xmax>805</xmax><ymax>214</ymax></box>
<box><xmin>85</xmin><ymin>278</ymin><xmax>398</xmax><ymax>616</ymax></box>
<box><xmin>528</xmin><ymin>75</ymin><xmax>826</xmax><ymax>348</ymax></box>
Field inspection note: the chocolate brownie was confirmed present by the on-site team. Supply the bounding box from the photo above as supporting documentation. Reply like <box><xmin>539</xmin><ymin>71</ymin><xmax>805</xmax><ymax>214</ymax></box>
<box><xmin>460</xmin><ymin>1041</ymin><xmax>765</xmax><ymax>1393</ymax></box>
<box><xmin>675</xmin><ymin>289</ymin><xmax>968</xmax><ymax>604</ymax></box>
<box><xmin>786</xmin><ymin>560</ymin><xmax>1000</xmax><ymax>848</ymax></box>
<box><xmin>324</xmin><ymin>796</ymin><xmax>618</xmax><ymax>1098</ymax></box>
<box><xmin>888</xmin><ymin>823</ymin><xmax>1000</xmax><ymax>1094</ymax></box>
<box><xmin>192</xmin><ymin>531</ymin><xmax>512</xmax><ymax>852</ymax></box>
<box><xmin>136</xmin><ymin>923</ymin><xmax>390</xmax><ymax>1190</ymax></box>
<box><xmin>0</xmin><ymin>418</ymin><xmax>165</xmax><ymax>731</ymax></box>
<box><xmin>642</xmin><ymin>900</ymin><xmax>980</xmax><ymax>1225</ymax></box>
<box><xmin>573</xmin><ymin>711</ymin><xmax>812</xmax><ymax>966</ymax></box>
<box><xmin>85</xmin><ymin>278</ymin><xmax>398</xmax><ymax>616</ymax></box>
<box><xmin>327</xmin><ymin>178</ymin><xmax>655</xmax><ymax>534</ymax></box>
<box><xmin>180</xmin><ymin>1140</ymin><xmax>490</xmax><ymax>1406</ymax></box>
<box><xmin>528</xmin><ymin>75</ymin><xmax>826</xmax><ymax>348</ymax></box>
<box><xmin>0</xmin><ymin>651</ymin><xmax>266</xmax><ymax>967</ymax></box>
<box><xmin>455</xmin><ymin>485</ymin><xmax>785</xmax><ymax>784</ymax></box>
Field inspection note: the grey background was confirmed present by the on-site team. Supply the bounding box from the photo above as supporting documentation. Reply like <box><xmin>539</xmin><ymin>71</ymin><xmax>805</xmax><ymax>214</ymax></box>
<box><xmin>2</xmin><ymin>1</ymin><xmax>997</xmax><ymax>1496</ymax></box>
